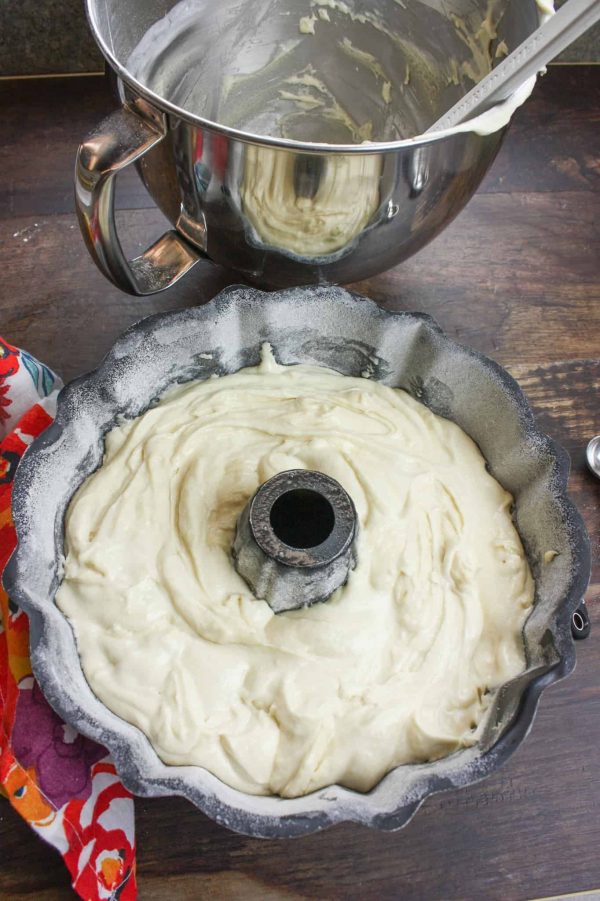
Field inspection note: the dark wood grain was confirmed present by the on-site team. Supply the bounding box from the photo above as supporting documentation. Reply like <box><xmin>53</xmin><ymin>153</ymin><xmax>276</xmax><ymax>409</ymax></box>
<box><xmin>0</xmin><ymin>73</ymin><xmax>147</xmax><ymax>220</ymax></box>
<box><xmin>1</xmin><ymin>66</ymin><xmax>598</xmax><ymax>221</ymax></box>
<box><xmin>0</xmin><ymin>66</ymin><xmax>599</xmax><ymax>901</ymax></box>
<box><xmin>1</xmin><ymin>187</ymin><xmax>598</xmax><ymax>381</ymax></box>
<box><xmin>481</xmin><ymin>65</ymin><xmax>600</xmax><ymax>195</ymax></box>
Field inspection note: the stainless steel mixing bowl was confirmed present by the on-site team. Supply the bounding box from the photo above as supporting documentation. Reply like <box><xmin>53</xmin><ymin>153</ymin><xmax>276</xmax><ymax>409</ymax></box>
<box><xmin>76</xmin><ymin>0</ymin><xmax>541</xmax><ymax>294</ymax></box>
<box><xmin>4</xmin><ymin>287</ymin><xmax>590</xmax><ymax>837</ymax></box>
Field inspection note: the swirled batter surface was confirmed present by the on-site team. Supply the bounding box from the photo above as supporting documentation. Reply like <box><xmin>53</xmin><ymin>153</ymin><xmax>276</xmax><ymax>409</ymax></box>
<box><xmin>56</xmin><ymin>348</ymin><xmax>533</xmax><ymax>797</ymax></box>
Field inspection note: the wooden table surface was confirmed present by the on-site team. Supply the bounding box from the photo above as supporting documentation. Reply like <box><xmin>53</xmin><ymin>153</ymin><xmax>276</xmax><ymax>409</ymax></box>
<box><xmin>1</xmin><ymin>67</ymin><xmax>599</xmax><ymax>900</ymax></box>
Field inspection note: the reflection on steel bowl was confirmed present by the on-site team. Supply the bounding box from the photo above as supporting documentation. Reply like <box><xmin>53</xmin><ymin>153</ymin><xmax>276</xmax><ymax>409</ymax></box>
<box><xmin>75</xmin><ymin>0</ymin><xmax>544</xmax><ymax>294</ymax></box>
<box><xmin>241</xmin><ymin>147</ymin><xmax>382</xmax><ymax>257</ymax></box>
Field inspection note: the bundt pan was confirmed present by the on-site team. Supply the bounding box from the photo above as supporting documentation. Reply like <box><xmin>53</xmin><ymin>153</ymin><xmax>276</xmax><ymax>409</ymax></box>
<box><xmin>4</xmin><ymin>286</ymin><xmax>590</xmax><ymax>838</ymax></box>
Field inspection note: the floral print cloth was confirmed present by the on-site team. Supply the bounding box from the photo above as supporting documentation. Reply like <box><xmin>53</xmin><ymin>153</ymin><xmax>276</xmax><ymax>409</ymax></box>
<box><xmin>0</xmin><ymin>337</ymin><xmax>137</xmax><ymax>899</ymax></box>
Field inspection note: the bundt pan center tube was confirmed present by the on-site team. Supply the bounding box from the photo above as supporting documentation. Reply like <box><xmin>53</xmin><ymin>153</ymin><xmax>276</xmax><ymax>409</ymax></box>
<box><xmin>233</xmin><ymin>469</ymin><xmax>359</xmax><ymax>613</ymax></box>
<box><xmin>3</xmin><ymin>287</ymin><xmax>590</xmax><ymax>838</ymax></box>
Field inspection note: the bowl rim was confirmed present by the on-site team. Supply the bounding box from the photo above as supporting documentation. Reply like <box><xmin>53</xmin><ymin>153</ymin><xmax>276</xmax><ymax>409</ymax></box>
<box><xmin>84</xmin><ymin>0</ymin><xmax>542</xmax><ymax>153</ymax></box>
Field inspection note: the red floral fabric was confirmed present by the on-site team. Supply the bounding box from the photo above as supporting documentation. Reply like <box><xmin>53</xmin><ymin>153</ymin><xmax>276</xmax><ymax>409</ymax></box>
<box><xmin>0</xmin><ymin>337</ymin><xmax>137</xmax><ymax>899</ymax></box>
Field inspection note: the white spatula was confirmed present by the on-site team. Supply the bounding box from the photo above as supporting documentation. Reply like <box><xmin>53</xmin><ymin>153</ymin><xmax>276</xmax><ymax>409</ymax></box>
<box><xmin>427</xmin><ymin>0</ymin><xmax>600</xmax><ymax>133</ymax></box>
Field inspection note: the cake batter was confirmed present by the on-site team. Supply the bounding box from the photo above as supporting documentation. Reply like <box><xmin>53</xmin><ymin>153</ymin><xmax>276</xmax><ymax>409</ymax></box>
<box><xmin>56</xmin><ymin>347</ymin><xmax>534</xmax><ymax>798</ymax></box>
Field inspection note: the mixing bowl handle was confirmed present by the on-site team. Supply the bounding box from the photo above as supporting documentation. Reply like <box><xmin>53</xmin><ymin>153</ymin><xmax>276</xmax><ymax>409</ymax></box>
<box><xmin>75</xmin><ymin>106</ymin><xmax>201</xmax><ymax>295</ymax></box>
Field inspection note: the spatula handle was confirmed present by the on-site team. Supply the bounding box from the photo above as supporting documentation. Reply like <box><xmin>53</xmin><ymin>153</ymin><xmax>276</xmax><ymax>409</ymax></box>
<box><xmin>428</xmin><ymin>0</ymin><xmax>600</xmax><ymax>133</ymax></box>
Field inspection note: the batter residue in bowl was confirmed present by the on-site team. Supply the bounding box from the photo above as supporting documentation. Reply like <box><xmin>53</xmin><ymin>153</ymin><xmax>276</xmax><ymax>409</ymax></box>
<box><xmin>56</xmin><ymin>346</ymin><xmax>534</xmax><ymax>798</ymax></box>
<box><xmin>126</xmin><ymin>0</ymin><xmax>535</xmax><ymax>142</ymax></box>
